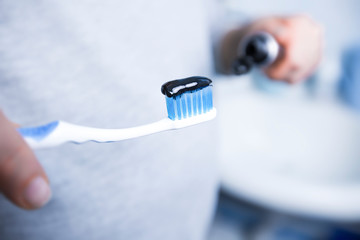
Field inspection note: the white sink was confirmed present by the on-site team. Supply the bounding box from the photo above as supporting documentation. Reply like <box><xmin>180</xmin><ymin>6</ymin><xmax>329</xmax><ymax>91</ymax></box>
<box><xmin>215</xmin><ymin>73</ymin><xmax>360</xmax><ymax>221</ymax></box>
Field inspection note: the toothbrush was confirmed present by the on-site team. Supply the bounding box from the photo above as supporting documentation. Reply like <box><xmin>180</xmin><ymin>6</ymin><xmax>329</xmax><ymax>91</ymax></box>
<box><xmin>18</xmin><ymin>76</ymin><xmax>216</xmax><ymax>149</ymax></box>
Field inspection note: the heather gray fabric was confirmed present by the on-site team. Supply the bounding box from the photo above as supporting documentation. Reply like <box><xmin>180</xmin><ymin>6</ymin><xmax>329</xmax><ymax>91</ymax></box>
<box><xmin>0</xmin><ymin>1</ymin><xmax>218</xmax><ymax>239</ymax></box>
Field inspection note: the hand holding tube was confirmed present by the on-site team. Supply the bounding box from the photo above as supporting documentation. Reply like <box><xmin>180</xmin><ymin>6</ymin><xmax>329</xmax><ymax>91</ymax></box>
<box><xmin>220</xmin><ymin>15</ymin><xmax>323</xmax><ymax>84</ymax></box>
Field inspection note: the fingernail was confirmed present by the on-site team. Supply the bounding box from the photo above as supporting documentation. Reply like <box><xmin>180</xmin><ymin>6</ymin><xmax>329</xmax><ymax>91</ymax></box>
<box><xmin>24</xmin><ymin>176</ymin><xmax>52</xmax><ymax>208</ymax></box>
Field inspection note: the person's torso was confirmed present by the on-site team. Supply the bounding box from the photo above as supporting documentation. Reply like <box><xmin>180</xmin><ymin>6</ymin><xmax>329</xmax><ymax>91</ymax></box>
<box><xmin>0</xmin><ymin>1</ymin><xmax>218</xmax><ymax>239</ymax></box>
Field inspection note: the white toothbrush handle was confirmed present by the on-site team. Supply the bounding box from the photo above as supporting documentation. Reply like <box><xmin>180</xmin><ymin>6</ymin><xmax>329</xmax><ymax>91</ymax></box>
<box><xmin>18</xmin><ymin>119</ymin><xmax>174</xmax><ymax>149</ymax></box>
<box><xmin>18</xmin><ymin>109</ymin><xmax>216</xmax><ymax>149</ymax></box>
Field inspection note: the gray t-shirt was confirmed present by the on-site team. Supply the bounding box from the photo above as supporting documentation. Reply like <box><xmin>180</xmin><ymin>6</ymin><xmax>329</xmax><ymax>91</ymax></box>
<box><xmin>0</xmin><ymin>0</ymin><xmax>218</xmax><ymax>239</ymax></box>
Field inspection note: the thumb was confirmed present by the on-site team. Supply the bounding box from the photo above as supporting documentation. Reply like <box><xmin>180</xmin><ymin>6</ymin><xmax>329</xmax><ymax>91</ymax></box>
<box><xmin>0</xmin><ymin>110</ymin><xmax>51</xmax><ymax>209</ymax></box>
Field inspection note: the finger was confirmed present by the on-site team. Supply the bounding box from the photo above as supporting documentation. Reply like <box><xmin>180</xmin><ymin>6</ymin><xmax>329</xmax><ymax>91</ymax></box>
<box><xmin>253</xmin><ymin>18</ymin><xmax>295</xmax><ymax>81</ymax></box>
<box><xmin>0</xmin><ymin>110</ymin><xmax>51</xmax><ymax>209</ymax></box>
<box><xmin>265</xmin><ymin>54</ymin><xmax>294</xmax><ymax>81</ymax></box>
<box><xmin>251</xmin><ymin>17</ymin><xmax>290</xmax><ymax>44</ymax></box>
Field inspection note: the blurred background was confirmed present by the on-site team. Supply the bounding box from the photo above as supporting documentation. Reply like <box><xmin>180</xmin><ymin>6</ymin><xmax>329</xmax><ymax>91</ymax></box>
<box><xmin>208</xmin><ymin>0</ymin><xmax>360</xmax><ymax>239</ymax></box>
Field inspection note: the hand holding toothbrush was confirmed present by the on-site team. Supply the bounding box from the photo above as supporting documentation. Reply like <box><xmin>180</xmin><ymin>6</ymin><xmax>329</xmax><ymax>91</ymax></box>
<box><xmin>0</xmin><ymin>111</ymin><xmax>51</xmax><ymax>210</ymax></box>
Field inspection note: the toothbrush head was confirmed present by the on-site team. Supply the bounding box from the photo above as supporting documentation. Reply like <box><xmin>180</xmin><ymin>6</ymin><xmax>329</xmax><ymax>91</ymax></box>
<box><xmin>161</xmin><ymin>76</ymin><xmax>215</xmax><ymax>121</ymax></box>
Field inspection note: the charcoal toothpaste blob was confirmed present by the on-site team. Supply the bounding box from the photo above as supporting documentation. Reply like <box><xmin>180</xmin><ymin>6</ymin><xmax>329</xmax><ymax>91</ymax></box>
<box><xmin>18</xmin><ymin>76</ymin><xmax>216</xmax><ymax>149</ymax></box>
<box><xmin>161</xmin><ymin>76</ymin><xmax>212</xmax><ymax>97</ymax></box>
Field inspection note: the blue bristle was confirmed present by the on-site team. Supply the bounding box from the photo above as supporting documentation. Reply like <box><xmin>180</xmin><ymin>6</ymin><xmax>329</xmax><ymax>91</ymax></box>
<box><xmin>197</xmin><ymin>90</ymin><xmax>202</xmax><ymax>114</ymax></box>
<box><xmin>209</xmin><ymin>87</ymin><xmax>213</xmax><ymax>109</ymax></box>
<box><xmin>205</xmin><ymin>87</ymin><xmax>213</xmax><ymax>112</ymax></box>
<box><xmin>203</xmin><ymin>87</ymin><xmax>208</xmax><ymax>113</ymax></box>
<box><xmin>166</xmin><ymin>97</ymin><xmax>175</xmax><ymax>120</ymax></box>
<box><xmin>180</xmin><ymin>94</ymin><xmax>187</xmax><ymax>119</ymax></box>
<box><xmin>192</xmin><ymin>90</ymin><xmax>198</xmax><ymax>116</ymax></box>
<box><xmin>165</xmin><ymin>86</ymin><xmax>213</xmax><ymax>120</ymax></box>
<box><xmin>186</xmin><ymin>92</ymin><xmax>192</xmax><ymax>117</ymax></box>
<box><xmin>175</xmin><ymin>95</ymin><xmax>182</xmax><ymax>120</ymax></box>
